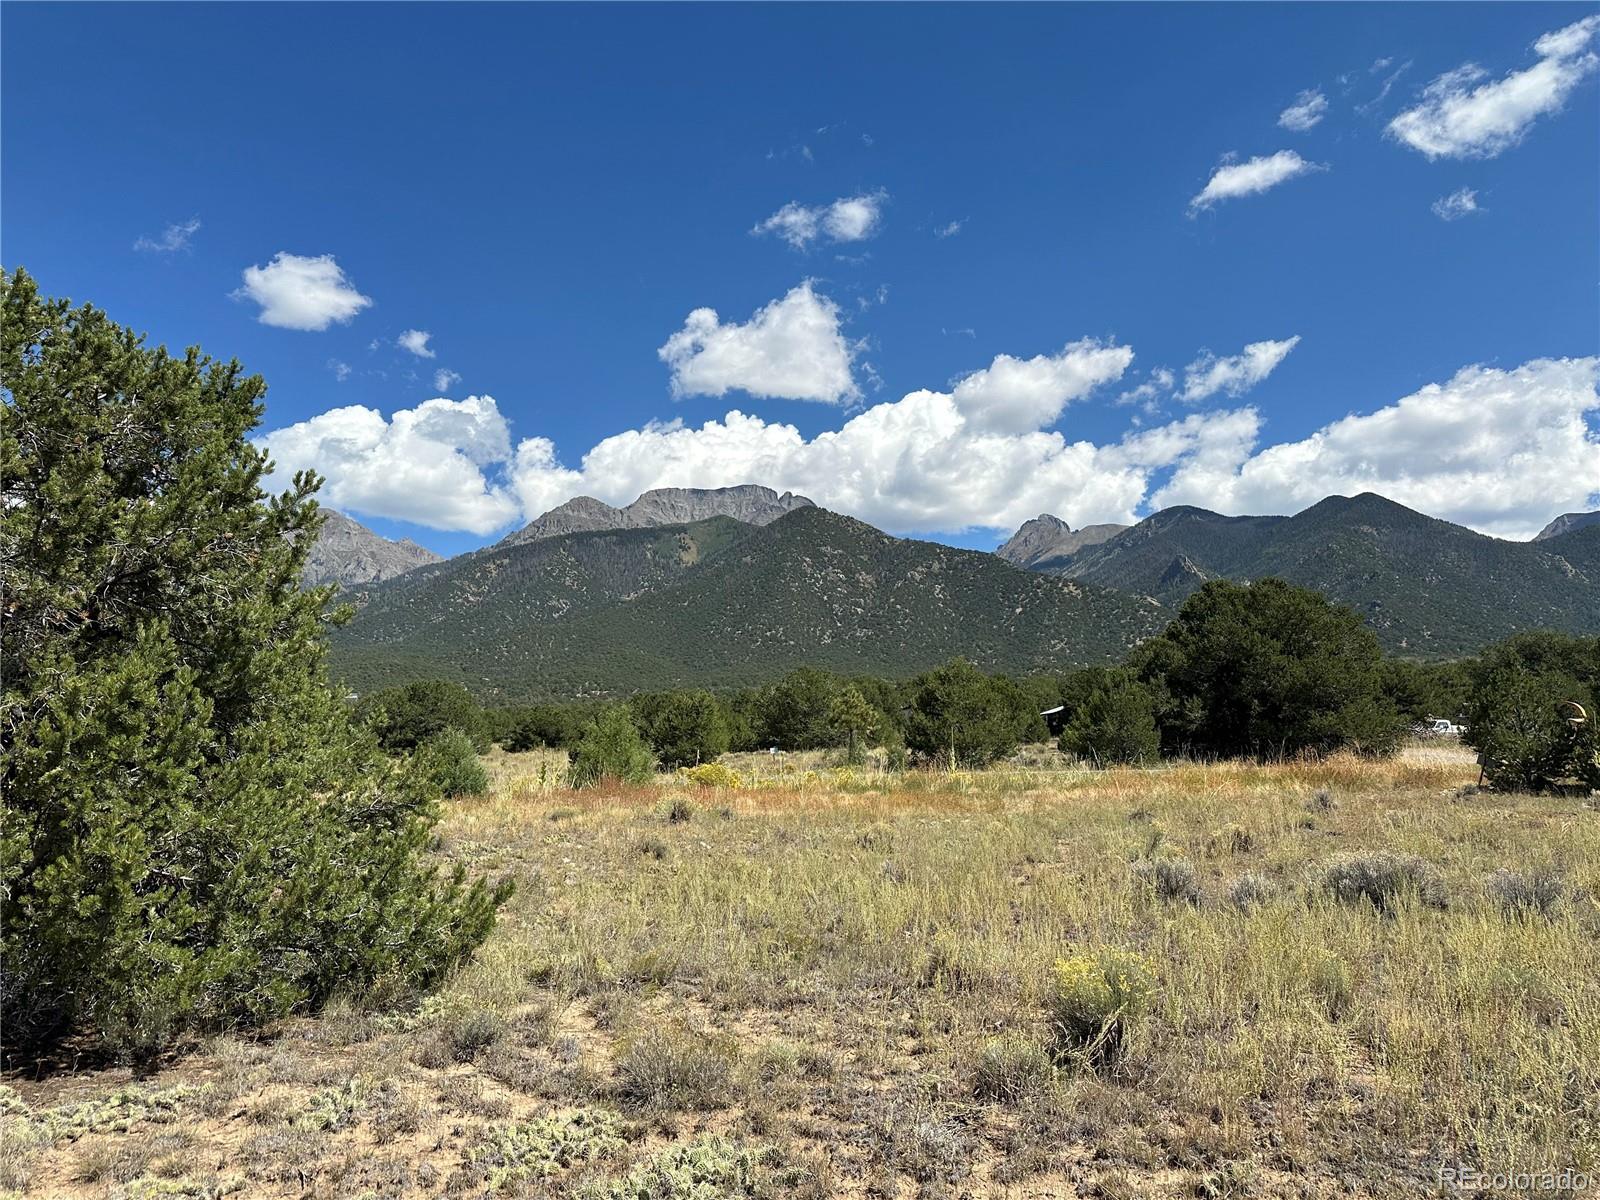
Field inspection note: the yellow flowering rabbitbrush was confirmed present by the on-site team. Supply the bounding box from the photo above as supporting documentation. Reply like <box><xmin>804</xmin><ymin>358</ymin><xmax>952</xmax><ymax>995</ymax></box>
<box><xmin>1048</xmin><ymin>947</ymin><xmax>1157</xmax><ymax>1064</ymax></box>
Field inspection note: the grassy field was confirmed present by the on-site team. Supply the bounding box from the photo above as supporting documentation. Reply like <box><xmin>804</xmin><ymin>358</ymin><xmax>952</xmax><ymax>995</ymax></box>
<box><xmin>4</xmin><ymin>744</ymin><xmax>1598</xmax><ymax>1199</ymax></box>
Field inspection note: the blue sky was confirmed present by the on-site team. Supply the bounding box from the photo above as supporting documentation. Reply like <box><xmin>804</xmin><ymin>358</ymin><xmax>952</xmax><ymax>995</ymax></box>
<box><xmin>4</xmin><ymin>2</ymin><xmax>1597</xmax><ymax>554</ymax></box>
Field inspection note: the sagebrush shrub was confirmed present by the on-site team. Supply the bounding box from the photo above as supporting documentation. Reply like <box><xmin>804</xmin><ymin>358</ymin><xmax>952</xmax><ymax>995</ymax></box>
<box><xmin>1321</xmin><ymin>853</ymin><xmax>1448</xmax><ymax>913</ymax></box>
<box><xmin>1228</xmin><ymin>872</ymin><xmax>1274</xmax><ymax>910</ymax></box>
<box><xmin>1485</xmin><ymin>868</ymin><xmax>1566</xmax><ymax>918</ymax></box>
<box><xmin>1132</xmin><ymin>857</ymin><xmax>1202</xmax><ymax>905</ymax></box>
<box><xmin>1047</xmin><ymin>949</ymin><xmax>1156</xmax><ymax>1063</ymax></box>
<box><xmin>448</xmin><ymin>1009</ymin><xmax>505</xmax><ymax>1063</ymax></box>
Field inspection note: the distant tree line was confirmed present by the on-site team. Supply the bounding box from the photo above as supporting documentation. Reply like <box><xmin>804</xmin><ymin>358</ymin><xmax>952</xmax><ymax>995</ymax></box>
<box><xmin>356</xmin><ymin>577</ymin><xmax>1597</xmax><ymax>789</ymax></box>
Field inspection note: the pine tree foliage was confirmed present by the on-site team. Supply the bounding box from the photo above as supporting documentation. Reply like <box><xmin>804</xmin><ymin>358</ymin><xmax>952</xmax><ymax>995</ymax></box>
<box><xmin>629</xmin><ymin>689</ymin><xmax>730</xmax><ymax>768</ymax></box>
<box><xmin>1134</xmin><ymin>578</ymin><xmax>1403</xmax><ymax>760</ymax></box>
<box><xmin>1465</xmin><ymin>633</ymin><xmax>1600</xmax><ymax>791</ymax></box>
<box><xmin>0</xmin><ymin>270</ymin><xmax>509</xmax><ymax>1056</ymax></box>
<box><xmin>827</xmin><ymin>686</ymin><xmax>878</xmax><ymax>765</ymax></box>
<box><xmin>903</xmin><ymin>658</ymin><xmax>1037</xmax><ymax>767</ymax></box>
<box><xmin>568</xmin><ymin>705</ymin><xmax>657</xmax><ymax>787</ymax></box>
<box><xmin>1061</xmin><ymin>671</ymin><xmax>1160</xmax><ymax>766</ymax></box>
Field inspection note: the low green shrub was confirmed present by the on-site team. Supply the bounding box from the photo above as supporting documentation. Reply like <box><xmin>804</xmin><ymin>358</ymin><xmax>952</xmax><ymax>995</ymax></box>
<box><xmin>415</xmin><ymin>728</ymin><xmax>489</xmax><ymax>798</ymax></box>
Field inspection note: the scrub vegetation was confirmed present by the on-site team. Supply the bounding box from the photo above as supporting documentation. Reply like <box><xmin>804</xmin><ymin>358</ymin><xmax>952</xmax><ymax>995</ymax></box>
<box><xmin>6</xmin><ymin>745</ymin><xmax>1597</xmax><ymax>1198</ymax></box>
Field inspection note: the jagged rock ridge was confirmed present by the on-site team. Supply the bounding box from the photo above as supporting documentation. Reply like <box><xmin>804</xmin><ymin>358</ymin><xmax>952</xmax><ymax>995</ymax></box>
<box><xmin>500</xmin><ymin>484</ymin><xmax>813</xmax><ymax>547</ymax></box>
<box><xmin>301</xmin><ymin>510</ymin><xmax>442</xmax><ymax>588</ymax></box>
<box><xmin>1534</xmin><ymin>511</ymin><xmax>1600</xmax><ymax>541</ymax></box>
<box><xmin>996</xmin><ymin>514</ymin><xmax>1130</xmax><ymax>569</ymax></box>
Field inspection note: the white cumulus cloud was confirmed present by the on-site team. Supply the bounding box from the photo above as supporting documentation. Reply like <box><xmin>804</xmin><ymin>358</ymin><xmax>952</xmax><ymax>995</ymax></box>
<box><xmin>1432</xmin><ymin>187</ymin><xmax>1482</xmax><ymax>220</ymax></box>
<box><xmin>507</xmin><ymin>386</ymin><xmax>1252</xmax><ymax>537</ymax></box>
<box><xmin>950</xmin><ymin>340</ymin><xmax>1134</xmax><ymax>434</ymax></box>
<box><xmin>397</xmin><ymin>329</ymin><xmax>436</xmax><ymax>358</ymax></box>
<box><xmin>1278</xmin><ymin>89</ymin><xmax>1329</xmax><ymax>132</ymax></box>
<box><xmin>753</xmin><ymin>191</ymin><xmax>887</xmax><ymax>249</ymax></box>
<box><xmin>657</xmin><ymin>281</ymin><xmax>861</xmax><ymax>404</ymax></box>
<box><xmin>434</xmin><ymin>368</ymin><xmax>463</xmax><ymax>392</ymax></box>
<box><xmin>234</xmin><ymin>252</ymin><xmax>372</xmax><ymax>331</ymax></box>
<box><xmin>1387</xmin><ymin>15</ymin><xmax>1599</xmax><ymax>159</ymax></box>
<box><xmin>1180</xmin><ymin>337</ymin><xmax>1301</xmax><ymax>403</ymax></box>
<box><xmin>257</xmin><ymin>395</ymin><xmax>520</xmax><ymax>534</ymax></box>
<box><xmin>1190</xmin><ymin>151</ymin><xmax>1324</xmax><ymax>212</ymax></box>
<box><xmin>262</xmin><ymin>346</ymin><xmax>1598</xmax><ymax>542</ymax></box>
<box><xmin>1155</xmin><ymin>357</ymin><xmax>1600</xmax><ymax>538</ymax></box>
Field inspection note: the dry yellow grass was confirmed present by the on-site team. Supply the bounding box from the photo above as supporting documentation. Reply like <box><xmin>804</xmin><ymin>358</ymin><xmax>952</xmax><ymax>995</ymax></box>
<box><xmin>5</xmin><ymin>745</ymin><xmax>1597</xmax><ymax>1199</ymax></box>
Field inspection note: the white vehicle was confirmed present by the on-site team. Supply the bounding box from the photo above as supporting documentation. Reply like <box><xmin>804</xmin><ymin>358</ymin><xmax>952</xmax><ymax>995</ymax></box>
<box><xmin>1423</xmin><ymin>718</ymin><xmax>1464</xmax><ymax>737</ymax></box>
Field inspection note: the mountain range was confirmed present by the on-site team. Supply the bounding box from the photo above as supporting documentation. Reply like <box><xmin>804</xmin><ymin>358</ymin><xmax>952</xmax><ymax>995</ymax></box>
<box><xmin>996</xmin><ymin>515</ymin><xmax>1130</xmax><ymax>569</ymax></box>
<box><xmin>313</xmin><ymin>487</ymin><xmax>1600</xmax><ymax>698</ymax></box>
<box><xmin>329</xmin><ymin>506</ymin><xmax>1162</xmax><ymax>700</ymax></box>
<box><xmin>1011</xmin><ymin>494</ymin><xmax>1600</xmax><ymax>657</ymax></box>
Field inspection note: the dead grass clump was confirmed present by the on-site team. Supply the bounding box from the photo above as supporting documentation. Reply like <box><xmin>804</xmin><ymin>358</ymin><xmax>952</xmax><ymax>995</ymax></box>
<box><xmin>614</xmin><ymin>1020</ymin><xmax>739</xmax><ymax>1111</ymax></box>
<box><xmin>856</xmin><ymin>1088</ymin><xmax>973</xmax><ymax>1186</ymax></box>
<box><xmin>1306</xmin><ymin>787</ymin><xmax>1337</xmax><ymax>813</ymax></box>
<box><xmin>73</xmin><ymin>1138</ymin><xmax>151</xmax><ymax>1184</ymax></box>
<box><xmin>972</xmin><ymin>1034</ymin><xmax>1056</xmax><ymax>1102</ymax></box>
<box><xmin>436</xmin><ymin>1074</ymin><xmax>514</xmax><ymax>1118</ymax></box>
<box><xmin>240</xmin><ymin>1128</ymin><xmax>328</xmax><ymax>1182</ymax></box>
<box><xmin>366</xmin><ymin>1079</ymin><xmax>427</xmax><ymax>1139</ymax></box>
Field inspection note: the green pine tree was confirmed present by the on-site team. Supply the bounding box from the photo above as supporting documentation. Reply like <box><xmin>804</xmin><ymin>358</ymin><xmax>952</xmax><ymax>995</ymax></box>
<box><xmin>0</xmin><ymin>269</ymin><xmax>510</xmax><ymax>1057</ymax></box>
<box><xmin>568</xmin><ymin>705</ymin><xmax>658</xmax><ymax>786</ymax></box>
<box><xmin>827</xmin><ymin>685</ymin><xmax>878</xmax><ymax>765</ymax></box>
<box><xmin>1060</xmin><ymin>672</ymin><xmax>1161</xmax><ymax>767</ymax></box>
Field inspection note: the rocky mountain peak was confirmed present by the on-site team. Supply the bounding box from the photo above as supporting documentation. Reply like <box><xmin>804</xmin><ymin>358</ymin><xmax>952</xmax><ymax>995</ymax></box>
<box><xmin>499</xmin><ymin>484</ymin><xmax>814</xmax><ymax>548</ymax></box>
<box><xmin>1534</xmin><ymin>511</ymin><xmax>1600</xmax><ymax>541</ymax></box>
<box><xmin>302</xmin><ymin>510</ymin><xmax>442</xmax><ymax>588</ymax></box>
<box><xmin>996</xmin><ymin>514</ymin><xmax>1129</xmax><ymax>569</ymax></box>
